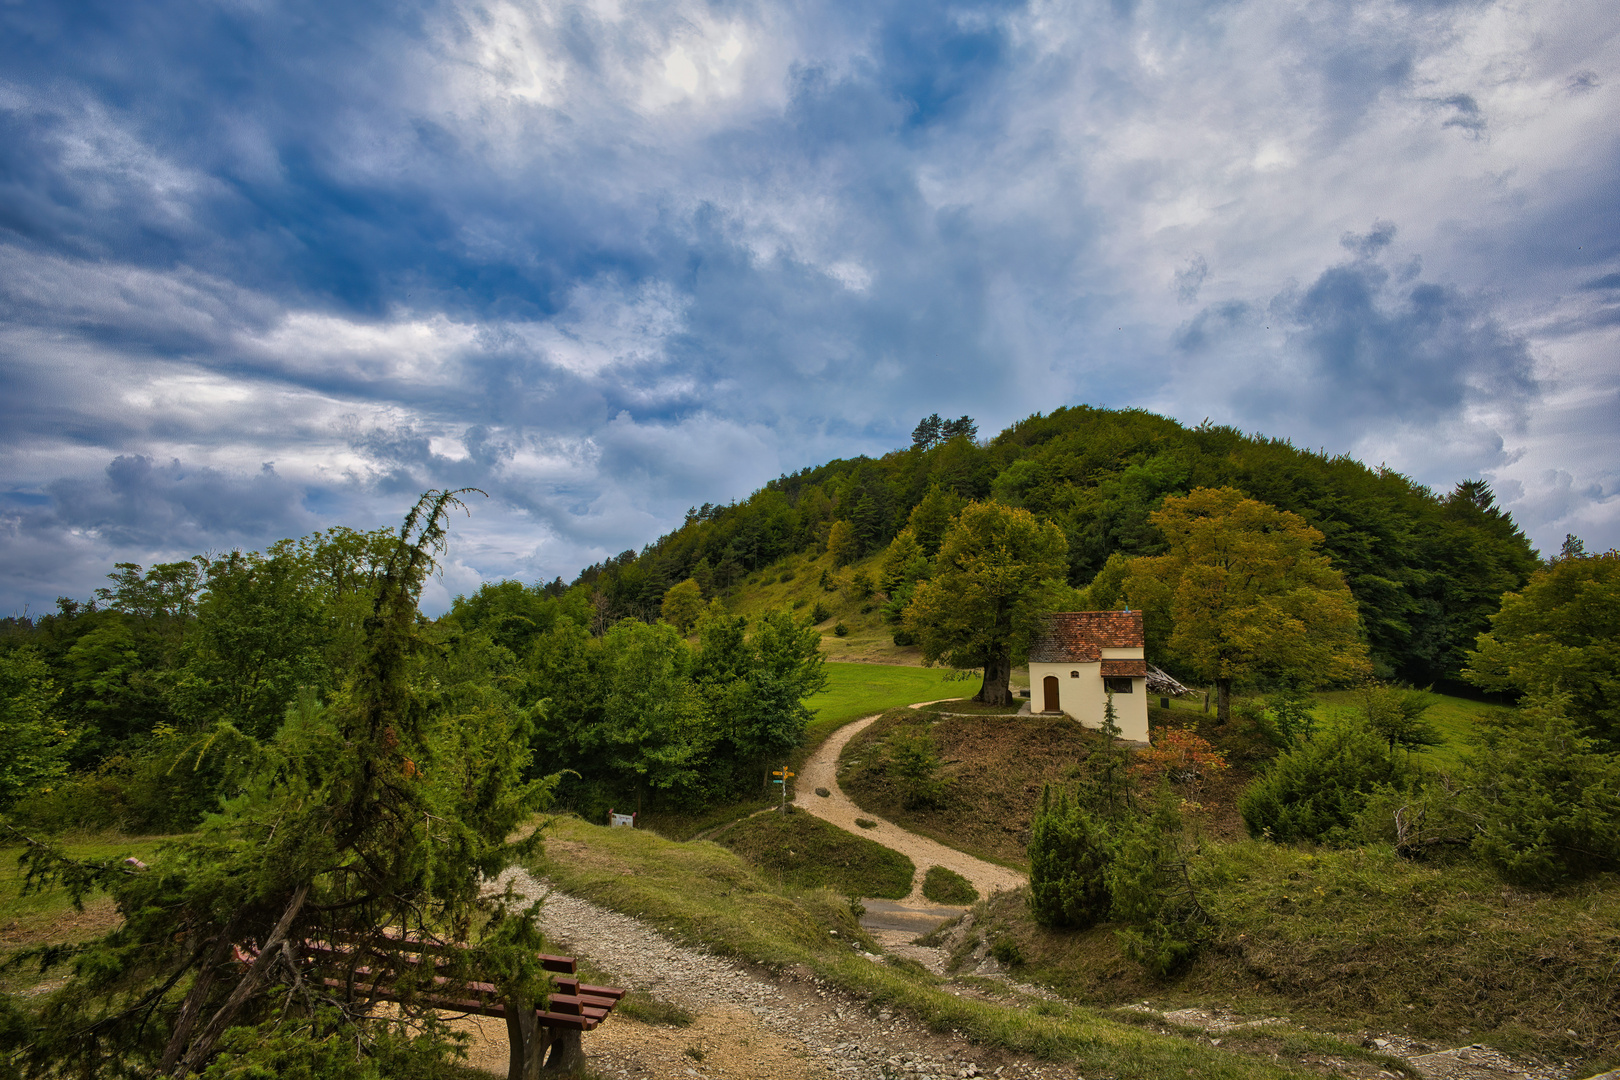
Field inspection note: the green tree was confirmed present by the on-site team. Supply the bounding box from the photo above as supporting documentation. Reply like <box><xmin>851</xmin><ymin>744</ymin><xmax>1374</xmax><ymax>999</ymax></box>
<box><xmin>1238</xmin><ymin>719</ymin><xmax>1411</xmax><ymax>843</ymax></box>
<box><xmin>0</xmin><ymin>649</ymin><xmax>75</xmax><ymax>808</ymax></box>
<box><xmin>1124</xmin><ymin>487</ymin><xmax>1371</xmax><ymax>723</ymax></box>
<box><xmin>905</xmin><ymin>484</ymin><xmax>968</xmax><ymax>557</ymax></box>
<box><xmin>903</xmin><ymin>502</ymin><xmax>1068</xmax><ymax>707</ymax></box>
<box><xmin>1462</xmin><ymin>694</ymin><xmax>1620</xmax><ymax>884</ymax></box>
<box><xmin>1463</xmin><ymin>548</ymin><xmax>1619</xmax><ymax>742</ymax></box>
<box><xmin>170</xmin><ymin>548</ymin><xmax>329</xmax><ymax>739</ymax></box>
<box><xmin>7</xmin><ymin>489</ymin><xmax>558</xmax><ymax>1078</ymax></box>
<box><xmin>1362</xmin><ymin>683</ymin><xmax>1442</xmax><ymax>752</ymax></box>
<box><xmin>593</xmin><ymin>619</ymin><xmax>710</xmax><ymax>804</ymax></box>
<box><xmin>826</xmin><ymin>520</ymin><xmax>860</xmax><ymax>567</ymax></box>
<box><xmin>1026</xmin><ymin>787</ymin><xmax>1112</xmax><ymax>929</ymax></box>
<box><xmin>660</xmin><ymin>578</ymin><xmax>706</xmax><ymax>634</ymax></box>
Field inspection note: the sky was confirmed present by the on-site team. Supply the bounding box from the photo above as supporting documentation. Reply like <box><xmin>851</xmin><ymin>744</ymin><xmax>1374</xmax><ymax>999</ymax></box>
<box><xmin>1</xmin><ymin>0</ymin><xmax>1617</xmax><ymax>615</ymax></box>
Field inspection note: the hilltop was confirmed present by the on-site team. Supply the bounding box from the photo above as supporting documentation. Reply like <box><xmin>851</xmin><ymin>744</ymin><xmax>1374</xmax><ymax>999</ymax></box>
<box><xmin>566</xmin><ymin>406</ymin><xmax>1538</xmax><ymax>688</ymax></box>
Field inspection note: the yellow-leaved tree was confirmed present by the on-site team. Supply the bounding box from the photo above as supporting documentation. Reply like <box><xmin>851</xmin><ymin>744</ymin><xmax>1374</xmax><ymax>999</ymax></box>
<box><xmin>1124</xmin><ymin>487</ymin><xmax>1370</xmax><ymax>722</ymax></box>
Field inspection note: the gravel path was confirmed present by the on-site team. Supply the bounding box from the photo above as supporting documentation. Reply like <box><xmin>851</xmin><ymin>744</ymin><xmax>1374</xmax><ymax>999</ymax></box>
<box><xmin>795</xmin><ymin>710</ymin><xmax>1027</xmax><ymax>903</ymax></box>
<box><xmin>473</xmin><ymin>867</ymin><xmax>1071</xmax><ymax>1080</ymax></box>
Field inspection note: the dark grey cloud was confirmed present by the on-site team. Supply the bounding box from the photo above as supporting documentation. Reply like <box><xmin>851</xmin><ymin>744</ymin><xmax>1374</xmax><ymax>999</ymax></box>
<box><xmin>1</xmin><ymin>0</ymin><xmax>1616</xmax><ymax>612</ymax></box>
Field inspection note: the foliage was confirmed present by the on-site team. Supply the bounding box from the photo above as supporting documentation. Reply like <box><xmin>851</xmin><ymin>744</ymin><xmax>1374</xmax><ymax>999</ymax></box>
<box><xmin>1463</xmin><ymin>696</ymin><xmax>1620</xmax><ymax>884</ymax></box>
<box><xmin>1128</xmin><ymin>726</ymin><xmax>1229</xmax><ymax>806</ymax></box>
<box><xmin>921</xmin><ymin>866</ymin><xmax>978</xmax><ymax>905</ymax></box>
<box><xmin>660</xmin><ymin>579</ymin><xmax>706</xmax><ymax>634</ymax></box>
<box><xmin>1124</xmin><ymin>487</ymin><xmax>1371</xmax><ymax>722</ymax></box>
<box><xmin>1464</xmin><ymin>548</ymin><xmax>1620</xmax><ymax>743</ymax></box>
<box><xmin>904</xmin><ymin>501</ymin><xmax>1068</xmax><ymax>706</ymax></box>
<box><xmin>886</xmin><ymin>729</ymin><xmax>950</xmax><ymax>809</ymax></box>
<box><xmin>1361</xmin><ymin>683</ymin><xmax>1442</xmax><ymax>752</ymax></box>
<box><xmin>3</xmin><ymin>491</ymin><xmax>559</xmax><ymax>1079</ymax></box>
<box><xmin>1238</xmin><ymin>720</ymin><xmax>1413</xmax><ymax>843</ymax></box>
<box><xmin>1107</xmin><ymin>793</ymin><xmax>1210</xmax><ymax>977</ymax></box>
<box><xmin>0</xmin><ymin>650</ymin><xmax>75</xmax><ymax>809</ymax></box>
<box><xmin>1026</xmin><ymin>787</ymin><xmax>1113</xmax><ymax>929</ymax></box>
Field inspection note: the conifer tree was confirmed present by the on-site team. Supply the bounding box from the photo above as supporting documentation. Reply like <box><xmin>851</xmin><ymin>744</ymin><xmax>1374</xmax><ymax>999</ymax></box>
<box><xmin>5</xmin><ymin>490</ymin><xmax>559</xmax><ymax>1078</ymax></box>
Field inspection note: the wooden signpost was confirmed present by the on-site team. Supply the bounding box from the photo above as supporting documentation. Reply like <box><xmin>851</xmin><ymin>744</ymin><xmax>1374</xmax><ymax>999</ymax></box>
<box><xmin>772</xmin><ymin>767</ymin><xmax>795</xmax><ymax>812</ymax></box>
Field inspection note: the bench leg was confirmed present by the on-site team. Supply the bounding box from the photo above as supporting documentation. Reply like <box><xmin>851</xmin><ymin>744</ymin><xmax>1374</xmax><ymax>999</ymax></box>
<box><xmin>543</xmin><ymin>1029</ymin><xmax>585</xmax><ymax>1074</ymax></box>
<box><xmin>504</xmin><ymin>1004</ymin><xmax>548</xmax><ymax>1080</ymax></box>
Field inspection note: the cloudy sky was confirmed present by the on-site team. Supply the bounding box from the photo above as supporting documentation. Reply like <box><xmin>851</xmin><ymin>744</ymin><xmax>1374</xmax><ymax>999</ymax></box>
<box><xmin>2</xmin><ymin>0</ymin><xmax>1616</xmax><ymax>615</ymax></box>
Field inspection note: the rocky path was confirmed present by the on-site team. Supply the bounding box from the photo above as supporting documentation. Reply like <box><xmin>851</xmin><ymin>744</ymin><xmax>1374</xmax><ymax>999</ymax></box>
<box><xmin>450</xmin><ymin>867</ymin><xmax>1071</xmax><ymax>1080</ymax></box>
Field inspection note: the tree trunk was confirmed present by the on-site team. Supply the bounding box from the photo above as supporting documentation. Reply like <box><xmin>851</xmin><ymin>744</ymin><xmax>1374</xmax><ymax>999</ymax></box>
<box><xmin>159</xmin><ymin>926</ymin><xmax>239</xmax><ymax>1074</ymax></box>
<box><xmin>974</xmin><ymin>652</ymin><xmax>1014</xmax><ymax>707</ymax></box>
<box><xmin>1216</xmin><ymin>678</ymin><xmax>1231</xmax><ymax>725</ymax></box>
<box><xmin>172</xmin><ymin>882</ymin><xmax>310</xmax><ymax>1077</ymax></box>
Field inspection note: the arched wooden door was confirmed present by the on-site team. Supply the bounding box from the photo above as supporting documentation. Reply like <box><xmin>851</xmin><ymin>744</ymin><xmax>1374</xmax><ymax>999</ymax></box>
<box><xmin>1042</xmin><ymin>675</ymin><xmax>1060</xmax><ymax>713</ymax></box>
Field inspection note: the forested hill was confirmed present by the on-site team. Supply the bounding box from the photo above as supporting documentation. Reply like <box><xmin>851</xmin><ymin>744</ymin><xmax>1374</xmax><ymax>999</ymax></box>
<box><xmin>571</xmin><ymin>406</ymin><xmax>1539</xmax><ymax>685</ymax></box>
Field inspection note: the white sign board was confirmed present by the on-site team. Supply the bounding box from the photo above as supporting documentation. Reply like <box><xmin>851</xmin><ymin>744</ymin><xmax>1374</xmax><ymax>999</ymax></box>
<box><xmin>609</xmin><ymin>812</ymin><xmax>635</xmax><ymax>828</ymax></box>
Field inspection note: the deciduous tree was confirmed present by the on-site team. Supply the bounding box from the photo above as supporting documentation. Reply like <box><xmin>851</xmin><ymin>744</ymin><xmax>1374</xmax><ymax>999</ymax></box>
<box><xmin>1124</xmin><ymin>487</ymin><xmax>1370</xmax><ymax>723</ymax></box>
<box><xmin>903</xmin><ymin>501</ymin><xmax>1067</xmax><ymax>706</ymax></box>
<box><xmin>1463</xmin><ymin>548</ymin><xmax>1619</xmax><ymax>743</ymax></box>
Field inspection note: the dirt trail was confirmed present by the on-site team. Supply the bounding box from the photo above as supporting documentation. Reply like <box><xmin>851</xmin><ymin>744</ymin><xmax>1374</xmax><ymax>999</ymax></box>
<box><xmin>794</xmin><ymin>709</ymin><xmax>1026</xmax><ymax>905</ymax></box>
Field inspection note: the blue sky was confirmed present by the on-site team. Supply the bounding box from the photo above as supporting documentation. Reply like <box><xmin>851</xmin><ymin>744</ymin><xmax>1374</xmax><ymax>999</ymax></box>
<box><xmin>2</xmin><ymin>0</ymin><xmax>1617</xmax><ymax>614</ymax></box>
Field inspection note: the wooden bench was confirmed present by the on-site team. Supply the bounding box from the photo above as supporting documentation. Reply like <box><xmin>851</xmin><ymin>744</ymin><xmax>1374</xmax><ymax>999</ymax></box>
<box><xmin>244</xmin><ymin>931</ymin><xmax>624</xmax><ymax>1078</ymax></box>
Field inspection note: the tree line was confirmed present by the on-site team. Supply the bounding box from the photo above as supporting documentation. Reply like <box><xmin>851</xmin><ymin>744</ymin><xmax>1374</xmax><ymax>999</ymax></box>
<box><xmin>567</xmin><ymin>406</ymin><xmax>1539</xmax><ymax>688</ymax></box>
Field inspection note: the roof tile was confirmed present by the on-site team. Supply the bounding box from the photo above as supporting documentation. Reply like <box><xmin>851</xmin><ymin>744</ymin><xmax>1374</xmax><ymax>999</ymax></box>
<box><xmin>1029</xmin><ymin>611</ymin><xmax>1144</xmax><ymax>663</ymax></box>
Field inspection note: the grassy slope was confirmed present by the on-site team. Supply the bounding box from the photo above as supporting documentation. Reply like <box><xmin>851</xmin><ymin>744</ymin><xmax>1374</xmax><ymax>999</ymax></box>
<box><xmin>717</xmin><ymin>810</ymin><xmax>915</xmax><ymax>899</ymax></box>
<box><xmin>534</xmin><ymin>815</ymin><xmax>1341</xmax><ymax>1080</ymax></box>
<box><xmin>837</xmin><ymin>704</ymin><xmax>1620</xmax><ymax>1069</ymax></box>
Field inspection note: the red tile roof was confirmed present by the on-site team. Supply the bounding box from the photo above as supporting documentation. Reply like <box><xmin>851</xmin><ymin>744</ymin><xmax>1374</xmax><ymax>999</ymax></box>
<box><xmin>1029</xmin><ymin>611</ymin><xmax>1144</xmax><ymax>663</ymax></box>
<box><xmin>1100</xmin><ymin>658</ymin><xmax>1147</xmax><ymax>678</ymax></box>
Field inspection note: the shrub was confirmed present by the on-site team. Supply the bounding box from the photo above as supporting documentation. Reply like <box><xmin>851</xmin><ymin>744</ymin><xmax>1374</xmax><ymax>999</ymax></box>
<box><xmin>922</xmin><ymin>866</ymin><xmax>978</xmax><ymax>905</ymax></box>
<box><xmin>892</xmin><ymin>628</ymin><xmax>917</xmax><ymax>647</ymax></box>
<box><xmin>779</xmin><ymin>570</ymin><xmax>796</xmax><ymax>582</ymax></box>
<box><xmin>1026</xmin><ymin>787</ymin><xmax>1112</xmax><ymax>929</ymax></box>
<box><xmin>1129</xmin><ymin>726</ymin><xmax>1229</xmax><ymax>805</ymax></box>
<box><xmin>1464</xmin><ymin>697</ymin><xmax>1620</xmax><ymax>885</ymax></box>
<box><xmin>1108</xmin><ymin>795</ymin><xmax>1209</xmax><ymax>976</ymax></box>
<box><xmin>811</xmin><ymin>602</ymin><xmax>830</xmax><ymax>623</ymax></box>
<box><xmin>887</xmin><ymin>729</ymin><xmax>949</xmax><ymax>808</ymax></box>
<box><xmin>989</xmin><ymin>937</ymin><xmax>1026</xmax><ymax>967</ymax></box>
<box><xmin>1238</xmin><ymin>719</ymin><xmax>1412</xmax><ymax>843</ymax></box>
<box><xmin>833</xmin><ymin>622</ymin><xmax>848</xmax><ymax>637</ymax></box>
<box><xmin>848</xmin><ymin>571</ymin><xmax>875</xmax><ymax>600</ymax></box>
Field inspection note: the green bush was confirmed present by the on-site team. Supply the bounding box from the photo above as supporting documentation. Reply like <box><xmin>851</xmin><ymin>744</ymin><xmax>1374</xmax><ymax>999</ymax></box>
<box><xmin>989</xmin><ymin>937</ymin><xmax>1026</xmax><ymax>967</ymax></box>
<box><xmin>887</xmin><ymin>729</ymin><xmax>949</xmax><ymax>809</ymax></box>
<box><xmin>833</xmin><ymin>622</ymin><xmax>848</xmax><ymax>637</ymax></box>
<box><xmin>892</xmin><ymin>628</ymin><xmax>917</xmax><ymax>647</ymax></box>
<box><xmin>922</xmin><ymin>866</ymin><xmax>978</xmax><ymax>905</ymax></box>
<box><xmin>1107</xmin><ymin>795</ymin><xmax>1209</xmax><ymax>976</ymax></box>
<box><xmin>1464</xmin><ymin>697</ymin><xmax>1620</xmax><ymax>885</ymax></box>
<box><xmin>811</xmin><ymin>602</ymin><xmax>830</xmax><ymax>623</ymax></box>
<box><xmin>1026</xmin><ymin>787</ymin><xmax>1112</xmax><ymax>929</ymax></box>
<box><xmin>1238</xmin><ymin>720</ymin><xmax>1412</xmax><ymax>843</ymax></box>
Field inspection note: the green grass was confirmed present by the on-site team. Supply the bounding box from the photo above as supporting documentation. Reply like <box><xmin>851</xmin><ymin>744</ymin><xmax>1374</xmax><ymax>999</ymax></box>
<box><xmin>921</xmin><ymin>866</ymin><xmax>978</xmax><ymax>905</ymax></box>
<box><xmin>533</xmin><ymin>816</ymin><xmax>1332</xmax><ymax>1080</ymax></box>
<box><xmin>718</xmin><ymin>809</ymin><xmax>915</xmax><ymax>899</ymax></box>
<box><xmin>0</xmin><ymin>832</ymin><xmax>173</xmax><ymax>993</ymax></box>
<box><xmin>1313</xmin><ymin>689</ymin><xmax>1506</xmax><ymax>770</ymax></box>
<box><xmin>971</xmin><ymin>841</ymin><xmax>1620</xmax><ymax>1069</ymax></box>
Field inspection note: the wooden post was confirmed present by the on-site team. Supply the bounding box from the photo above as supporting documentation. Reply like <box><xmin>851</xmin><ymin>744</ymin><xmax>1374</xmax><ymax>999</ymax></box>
<box><xmin>505</xmin><ymin>1000</ymin><xmax>545</xmax><ymax>1080</ymax></box>
<box><xmin>545</xmin><ymin>1029</ymin><xmax>585</xmax><ymax>1073</ymax></box>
